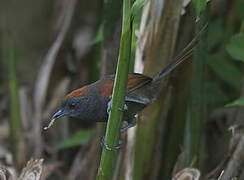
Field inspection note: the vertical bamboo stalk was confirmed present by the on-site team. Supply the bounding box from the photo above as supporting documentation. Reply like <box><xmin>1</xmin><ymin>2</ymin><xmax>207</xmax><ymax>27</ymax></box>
<box><xmin>96</xmin><ymin>0</ymin><xmax>132</xmax><ymax>179</ymax></box>
<box><xmin>184</xmin><ymin>17</ymin><xmax>208</xmax><ymax>166</ymax></box>
<box><xmin>221</xmin><ymin>20</ymin><xmax>244</xmax><ymax>180</ymax></box>
<box><xmin>8</xmin><ymin>41</ymin><xmax>22</xmax><ymax>162</ymax></box>
<box><xmin>133</xmin><ymin>0</ymin><xmax>183</xmax><ymax>179</ymax></box>
<box><xmin>83</xmin><ymin>0</ymin><xmax>123</xmax><ymax>178</ymax></box>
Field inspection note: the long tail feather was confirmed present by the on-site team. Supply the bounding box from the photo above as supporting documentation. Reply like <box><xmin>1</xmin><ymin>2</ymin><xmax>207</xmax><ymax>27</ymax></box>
<box><xmin>153</xmin><ymin>24</ymin><xmax>208</xmax><ymax>82</ymax></box>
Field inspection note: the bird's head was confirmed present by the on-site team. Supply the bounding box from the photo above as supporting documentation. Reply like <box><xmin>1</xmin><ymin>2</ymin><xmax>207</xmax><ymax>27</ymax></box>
<box><xmin>51</xmin><ymin>86</ymin><xmax>89</xmax><ymax>121</ymax></box>
<box><xmin>51</xmin><ymin>97</ymin><xmax>87</xmax><ymax>120</ymax></box>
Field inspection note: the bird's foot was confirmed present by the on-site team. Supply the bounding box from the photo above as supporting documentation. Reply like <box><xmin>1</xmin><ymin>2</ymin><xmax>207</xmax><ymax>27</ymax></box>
<box><xmin>107</xmin><ymin>100</ymin><xmax>128</xmax><ymax>113</ymax></box>
<box><xmin>120</xmin><ymin>119</ymin><xmax>136</xmax><ymax>133</ymax></box>
<box><xmin>100</xmin><ymin>136</ymin><xmax>122</xmax><ymax>151</ymax></box>
<box><xmin>118</xmin><ymin>104</ymin><xmax>128</xmax><ymax>112</ymax></box>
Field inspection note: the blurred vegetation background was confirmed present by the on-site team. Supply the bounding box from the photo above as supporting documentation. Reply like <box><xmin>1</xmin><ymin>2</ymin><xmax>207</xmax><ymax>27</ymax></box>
<box><xmin>0</xmin><ymin>0</ymin><xmax>244</xmax><ymax>179</ymax></box>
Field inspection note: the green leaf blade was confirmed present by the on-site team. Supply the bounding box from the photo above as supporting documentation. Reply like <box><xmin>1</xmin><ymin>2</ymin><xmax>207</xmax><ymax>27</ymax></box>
<box><xmin>226</xmin><ymin>34</ymin><xmax>244</xmax><ymax>61</ymax></box>
<box><xmin>192</xmin><ymin>0</ymin><xmax>207</xmax><ymax>14</ymax></box>
<box><xmin>131</xmin><ymin>0</ymin><xmax>148</xmax><ymax>18</ymax></box>
<box><xmin>225</xmin><ymin>97</ymin><xmax>244</xmax><ymax>107</ymax></box>
<box><xmin>56</xmin><ymin>129</ymin><xmax>93</xmax><ymax>150</ymax></box>
<box><xmin>207</xmin><ymin>54</ymin><xmax>242</xmax><ymax>91</ymax></box>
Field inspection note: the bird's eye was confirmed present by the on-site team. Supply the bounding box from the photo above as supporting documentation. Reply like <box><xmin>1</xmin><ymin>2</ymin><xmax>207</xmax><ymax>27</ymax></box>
<box><xmin>69</xmin><ymin>103</ymin><xmax>76</xmax><ymax>109</ymax></box>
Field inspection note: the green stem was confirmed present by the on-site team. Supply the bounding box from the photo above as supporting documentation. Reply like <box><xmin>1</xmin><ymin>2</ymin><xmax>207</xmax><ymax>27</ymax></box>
<box><xmin>8</xmin><ymin>41</ymin><xmax>21</xmax><ymax>161</ymax></box>
<box><xmin>240</xmin><ymin>21</ymin><xmax>244</xmax><ymax>33</ymax></box>
<box><xmin>184</xmin><ymin>17</ymin><xmax>208</xmax><ymax>166</ymax></box>
<box><xmin>96</xmin><ymin>0</ymin><xmax>132</xmax><ymax>179</ymax></box>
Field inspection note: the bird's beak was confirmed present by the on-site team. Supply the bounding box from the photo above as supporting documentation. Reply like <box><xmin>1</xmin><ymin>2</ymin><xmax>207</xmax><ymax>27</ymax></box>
<box><xmin>44</xmin><ymin>109</ymin><xmax>66</xmax><ymax>130</ymax></box>
<box><xmin>51</xmin><ymin>109</ymin><xmax>66</xmax><ymax>120</ymax></box>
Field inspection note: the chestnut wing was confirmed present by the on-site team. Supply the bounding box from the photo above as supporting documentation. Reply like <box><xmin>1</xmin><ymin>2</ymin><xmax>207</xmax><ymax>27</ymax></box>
<box><xmin>99</xmin><ymin>73</ymin><xmax>152</xmax><ymax>104</ymax></box>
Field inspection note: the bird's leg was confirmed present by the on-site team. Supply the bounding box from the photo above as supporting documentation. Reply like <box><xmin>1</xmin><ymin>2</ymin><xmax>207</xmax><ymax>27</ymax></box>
<box><xmin>100</xmin><ymin>118</ymin><xmax>136</xmax><ymax>150</ymax></box>
<box><xmin>100</xmin><ymin>136</ymin><xmax>122</xmax><ymax>150</ymax></box>
<box><xmin>120</xmin><ymin>118</ymin><xmax>136</xmax><ymax>133</ymax></box>
<box><xmin>119</xmin><ymin>104</ymin><xmax>128</xmax><ymax>112</ymax></box>
<box><xmin>103</xmin><ymin>100</ymin><xmax>132</xmax><ymax>150</ymax></box>
<box><xmin>107</xmin><ymin>99</ymin><xmax>128</xmax><ymax>113</ymax></box>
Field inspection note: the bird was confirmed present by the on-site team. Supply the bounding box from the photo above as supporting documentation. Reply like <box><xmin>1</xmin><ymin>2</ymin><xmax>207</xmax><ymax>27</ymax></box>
<box><xmin>47</xmin><ymin>25</ymin><xmax>206</xmax><ymax>135</ymax></box>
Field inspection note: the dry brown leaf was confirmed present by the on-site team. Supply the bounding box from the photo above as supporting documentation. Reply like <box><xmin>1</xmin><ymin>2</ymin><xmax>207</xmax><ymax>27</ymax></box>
<box><xmin>172</xmin><ymin>168</ymin><xmax>201</xmax><ymax>180</ymax></box>
<box><xmin>19</xmin><ymin>159</ymin><xmax>44</xmax><ymax>180</ymax></box>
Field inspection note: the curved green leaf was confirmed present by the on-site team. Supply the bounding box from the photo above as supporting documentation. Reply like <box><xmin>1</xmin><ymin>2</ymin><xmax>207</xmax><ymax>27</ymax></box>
<box><xmin>56</xmin><ymin>129</ymin><xmax>93</xmax><ymax>150</ymax></box>
<box><xmin>192</xmin><ymin>0</ymin><xmax>208</xmax><ymax>14</ymax></box>
<box><xmin>207</xmin><ymin>53</ymin><xmax>241</xmax><ymax>91</ymax></box>
<box><xmin>226</xmin><ymin>34</ymin><xmax>244</xmax><ymax>61</ymax></box>
<box><xmin>131</xmin><ymin>0</ymin><xmax>148</xmax><ymax>18</ymax></box>
<box><xmin>225</xmin><ymin>97</ymin><xmax>244</xmax><ymax>107</ymax></box>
